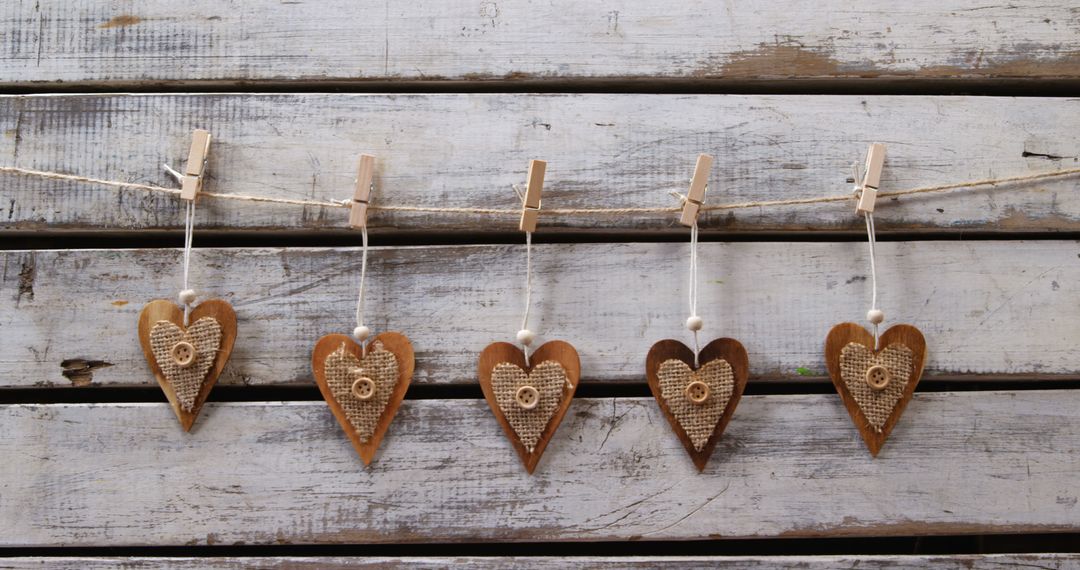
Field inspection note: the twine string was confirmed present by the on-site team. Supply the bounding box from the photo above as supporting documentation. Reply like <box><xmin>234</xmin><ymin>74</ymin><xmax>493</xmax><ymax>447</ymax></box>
<box><xmin>2</xmin><ymin>165</ymin><xmax>1077</xmax><ymax>217</ymax></box>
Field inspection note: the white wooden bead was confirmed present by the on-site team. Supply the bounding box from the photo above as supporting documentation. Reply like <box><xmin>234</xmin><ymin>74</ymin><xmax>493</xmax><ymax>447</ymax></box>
<box><xmin>686</xmin><ymin>316</ymin><xmax>704</xmax><ymax>331</ymax></box>
<box><xmin>353</xmin><ymin>326</ymin><xmax>371</xmax><ymax>342</ymax></box>
<box><xmin>178</xmin><ymin>289</ymin><xmax>197</xmax><ymax>305</ymax></box>
<box><xmin>867</xmin><ymin>309</ymin><xmax>885</xmax><ymax>325</ymax></box>
<box><xmin>516</xmin><ymin>329</ymin><xmax>535</xmax><ymax>346</ymax></box>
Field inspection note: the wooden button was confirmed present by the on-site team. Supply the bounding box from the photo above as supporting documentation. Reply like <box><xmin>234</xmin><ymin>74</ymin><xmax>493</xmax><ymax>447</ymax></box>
<box><xmin>515</xmin><ymin>385</ymin><xmax>540</xmax><ymax>410</ymax></box>
<box><xmin>866</xmin><ymin>365</ymin><xmax>891</xmax><ymax>391</ymax></box>
<box><xmin>685</xmin><ymin>380</ymin><xmax>710</xmax><ymax>404</ymax></box>
<box><xmin>170</xmin><ymin>341</ymin><xmax>197</xmax><ymax>368</ymax></box>
<box><xmin>351</xmin><ymin>377</ymin><xmax>376</xmax><ymax>401</ymax></box>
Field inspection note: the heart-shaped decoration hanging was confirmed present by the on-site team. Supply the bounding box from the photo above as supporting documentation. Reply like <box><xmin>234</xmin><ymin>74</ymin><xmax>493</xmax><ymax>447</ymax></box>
<box><xmin>138</xmin><ymin>299</ymin><xmax>237</xmax><ymax>431</ymax></box>
<box><xmin>646</xmin><ymin>338</ymin><xmax>749</xmax><ymax>471</ymax></box>
<box><xmin>825</xmin><ymin>322</ymin><xmax>927</xmax><ymax>456</ymax></box>
<box><xmin>479</xmin><ymin>340</ymin><xmax>580</xmax><ymax>473</ymax></box>
<box><xmin>312</xmin><ymin>332</ymin><xmax>414</xmax><ymax>465</ymax></box>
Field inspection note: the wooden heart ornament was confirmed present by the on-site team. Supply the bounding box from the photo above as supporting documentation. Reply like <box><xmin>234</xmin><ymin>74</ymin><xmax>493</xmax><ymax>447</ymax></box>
<box><xmin>646</xmin><ymin>338</ymin><xmax>749</xmax><ymax>471</ymax></box>
<box><xmin>479</xmin><ymin>340</ymin><xmax>580</xmax><ymax>474</ymax></box>
<box><xmin>825</xmin><ymin>323</ymin><xmax>927</xmax><ymax>456</ymax></box>
<box><xmin>312</xmin><ymin>333</ymin><xmax>415</xmax><ymax>465</ymax></box>
<box><xmin>138</xmin><ymin>299</ymin><xmax>237</xmax><ymax>431</ymax></box>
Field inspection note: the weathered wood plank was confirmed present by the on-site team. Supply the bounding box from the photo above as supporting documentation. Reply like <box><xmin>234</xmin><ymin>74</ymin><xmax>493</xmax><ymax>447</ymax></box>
<box><xmin>3</xmin><ymin>555</ymin><xmax>1079</xmax><ymax>569</ymax></box>
<box><xmin>2</xmin><ymin>241</ymin><xmax>1076</xmax><ymax>387</ymax></box>
<box><xmin>1</xmin><ymin>94</ymin><xmax>1078</xmax><ymax>232</ymax></box>
<box><xmin>2</xmin><ymin>1</ymin><xmax>1079</xmax><ymax>85</ymax></box>
<box><xmin>2</xmin><ymin>392</ymin><xmax>1078</xmax><ymax>545</ymax></box>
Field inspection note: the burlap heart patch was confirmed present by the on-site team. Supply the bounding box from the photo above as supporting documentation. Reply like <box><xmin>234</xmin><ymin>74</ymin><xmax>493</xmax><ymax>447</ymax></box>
<box><xmin>656</xmin><ymin>358</ymin><xmax>735</xmax><ymax>452</ymax></box>
<box><xmin>323</xmin><ymin>341</ymin><xmax>400</xmax><ymax>443</ymax></box>
<box><xmin>149</xmin><ymin>317</ymin><xmax>222</xmax><ymax>412</ymax></box>
<box><xmin>838</xmin><ymin>343</ymin><xmax>914</xmax><ymax>431</ymax></box>
<box><xmin>490</xmin><ymin>360</ymin><xmax>569</xmax><ymax>453</ymax></box>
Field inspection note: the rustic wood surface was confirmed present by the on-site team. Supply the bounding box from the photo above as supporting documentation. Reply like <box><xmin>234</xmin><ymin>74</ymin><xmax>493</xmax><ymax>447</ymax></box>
<box><xmin>2</xmin><ymin>555</ymin><xmax>1079</xmax><ymax>569</ymax></box>
<box><xmin>2</xmin><ymin>1</ymin><xmax>1079</xmax><ymax>86</ymax></box>
<box><xmin>1</xmin><ymin>94</ymin><xmax>1079</xmax><ymax>233</ymax></box>
<box><xmin>2</xmin><ymin>241</ymin><xmax>1076</xmax><ymax>388</ymax></box>
<box><xmin>1</xmin><ymin>391</ymin><xmax>1077</xmax><ymax>545</ymax></box>
<box><xmin>3</xmin><ymin>1</ymin><xmax>1078</xmax><ymax>557</ymax></box>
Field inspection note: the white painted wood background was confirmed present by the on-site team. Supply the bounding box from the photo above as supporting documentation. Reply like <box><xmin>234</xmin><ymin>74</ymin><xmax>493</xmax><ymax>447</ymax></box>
<box><xmin>1</xmin><ymin>94</ymin><xmax>1078</xmax><ymax>232</ymax></box>
<box><xmin>1</xmin><ymin>0</ymin><xmax>1079</xmax><ymax>562</ymax></box>
<box><xmin>1</xmin><ymin>1</ymin><xmax>1079</xmax><ymax>85</ymax></box>
<box><xmin>1</xmin><ymin>555</ymin><xmax>1078</xmax><ymax>569</ymax></box>
<box><xmin>2</xmin><ymin>241</ymin><xmax>1077</xmax><ymax>387</ymax></box>
<box><xmin>2</xmin><ymin>392</ymin><xmax>1078</xmax><ymax>545</ymax></box>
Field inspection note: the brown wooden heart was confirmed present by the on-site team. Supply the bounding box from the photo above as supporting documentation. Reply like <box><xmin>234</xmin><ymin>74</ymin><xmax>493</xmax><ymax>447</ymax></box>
<box><xmin>478</xmin><ymin>340</ymin><xmax>580</xmax><ymax>474</ymax></box>
<box><xmin>312</xmin><ymin>332</ymin><xmax>414</xmax><ymax>465</ymax></box>
<box><xmin>138</xmin><ymin>299</ymin><xmax>237</xmax><ymax>431</ymax></box>
<box><xmin>646</xmin><ymin>338</ymin><xmax>749</xmax><ymax>471</ymax></box>
<box><xmin>825</xmin><ymin>322</ymin><xmax>927</xmax><ymax>456</ymax></box>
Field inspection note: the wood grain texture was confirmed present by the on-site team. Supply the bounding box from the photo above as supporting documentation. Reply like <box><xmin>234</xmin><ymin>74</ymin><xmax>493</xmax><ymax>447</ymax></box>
<box><xmin>2</xmin><ymin>241</ymin><xmax>1078</xmax><ymax>388</ymax></box>
<box><xmin>478</xmin><ymin>340</ymin><xmax>580</xmax><ymax>473</ymax></box>
<box><xmin>2</xmin><ymin>94</ymin><xmax>1080</xmax><ymax>232</ymax></box>
<box><xmin>825</xmin><ymin>323</ymin><xmax>927</xmax><ymax>457</ymax></box>
<box><xmin>1</xmin><ymin>1</ymin><xmax>1079</xmax><ymax>86</ymax></box>
<box><xmin>136</xmin><ymin>298</ymin><xmax>237</xmax><ymax>431</ymax></box>
<box><xmin>2</xmin><ymin>391</ymin><xmax>1079</xmax><ymax>545</ymax></box>
<box><xmin>646</xmin><ymin>338</ymin><xmax>749</xmax><ymax>471</ymax></box>
<box><xmin>2</xmin><ymin>555</ymin><xmax>1079</xmax><ymax>569</ymax></box>
<box><xmin>311</xmin><ymin>332</ymin><xmax>414</xmax><ymax>465</ymax></box>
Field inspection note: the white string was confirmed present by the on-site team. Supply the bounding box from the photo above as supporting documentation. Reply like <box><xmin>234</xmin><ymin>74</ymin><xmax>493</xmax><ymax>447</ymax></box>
<box><xmin>355</xmin><ymin>225</ymin><xmax>369</xmax><ymax>353</ymax></box>
<box><xmin>864</xmin><ymin>211</ymin><xmax>880</xmax><ymax>347</ymax></box>
<box><xmin>163</xmin><ymin>162</ymin><xmax>199</xmax><ymax>326</ymax></box>
<box><xmin>522</xmin><ymin>230</ymin><xmax>533</xmax><ymax>366</ymax></box>
<box><xmin>181</xmin><ymin>195</ymin><xmax>196</xmax><ymax>326</ymax></box>
<box><xmin>688</xmin><ymin>220</ymin><xmax>701</xmax><ymax>367</ymax></box>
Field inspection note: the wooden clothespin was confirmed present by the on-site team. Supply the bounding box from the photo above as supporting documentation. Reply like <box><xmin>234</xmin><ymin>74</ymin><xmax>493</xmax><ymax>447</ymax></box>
<box><xmin>679</xmin><ymin>154</ymin><xmax>713</xmax><ymax>227</ymax></box>
<box><xmin>179</xmin><ymin>129</ymin><xmax>212</xmax><ymax>201</ymax></box>
<box><xmin>855</xmin><ymin>143</ymin><xmax>886</xmax><ymax>214</ymax></box>
<box><xmin>348</xmin><ymin>154</ymin><xmax>376</xmax><ymax>228</ymax></box>
<box><xmin>519</xmin><ymin>159</ymin><xmax>546</xmax><ymax>232</ymax></box>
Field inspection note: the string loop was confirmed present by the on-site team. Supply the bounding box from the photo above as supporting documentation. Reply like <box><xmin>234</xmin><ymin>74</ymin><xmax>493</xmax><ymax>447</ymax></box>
<box><xmin>688</xmin><ymin>220</ymin><xmax>701</xmax><ymax>366</ymax></box>
<box><xmin>354</xmin><ymin>226</ymin><xmax>370</xmax><ymax>354</ymax></box>
<box><xmin>864</xmin><ymin>211</ymin><xmax>880</xmax><ymax>346</ymax></box>
<box><xmin>181</xmin><ymin>200</ymin><xmax>195</xmax><ymax>326</ymax></box>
